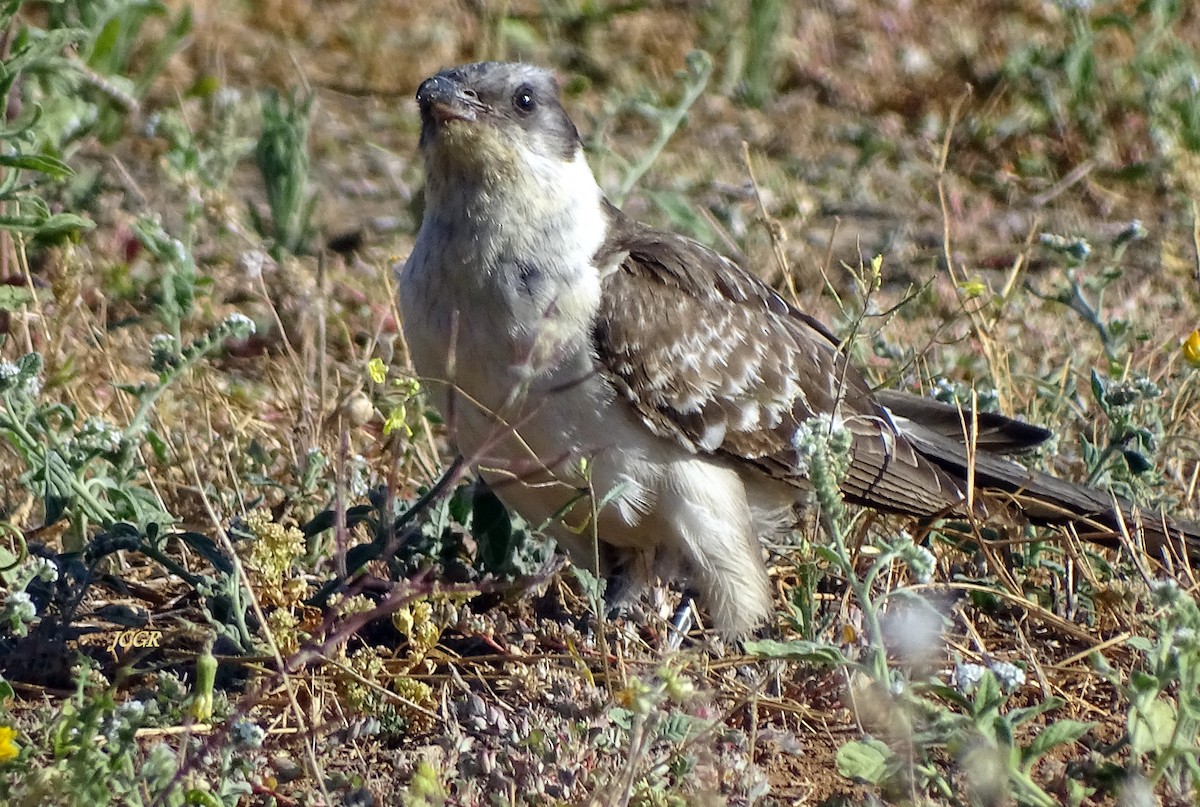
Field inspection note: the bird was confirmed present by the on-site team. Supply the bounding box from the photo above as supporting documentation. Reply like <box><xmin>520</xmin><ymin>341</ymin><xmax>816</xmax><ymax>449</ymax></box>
<box><xmin>397</xmin><ymin>61</ymin><xmax>1199</xmax><ymax>638</ymax></box>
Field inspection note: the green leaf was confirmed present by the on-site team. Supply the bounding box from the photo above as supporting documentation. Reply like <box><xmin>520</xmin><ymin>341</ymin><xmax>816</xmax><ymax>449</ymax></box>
<box><xmin>1122</xmin><ymin>449</ymin><xmax>1153</xmax><ymax>474</ymax></box>
<box><xmin>187</xmin><ymin>74</ymin><xmax>222</xmax><ymax>99</ymax></box>
<box><xmin>658</xmin><ymin>712</ymin><xmax>702</xmax><ymax>743</ymax></box>
<box><xmin>608</xmin><ymin>706</ymin><xmax>633</xmax><ymax>730</ymax></box>
<box><xmin>836</xmin><ymin>737</ymin><xmax>891</xmax><ymax>784</ymax></box>
<box><xmin>89</xmin><ymin>17</ymin><xmax>124</xmax><ymax>72</ymax></box>
<box><xmin>1089</xmin><ymin>369</ymin><xmax>1105</xmax><ymax>407</ymax></box>
<box><xmin>571</xmin><ymin>565</ymin><xmax>606</xmax><ymax>602</ymax></box>
<box><xmin>174</xmin><ymin>531</ymin><xmax>233</xmax><ymax>575</ymax></box>
<box><xmin>0</xmin><ymin>211</ymin><xmax>92</xmax><ymax>237</ymax></box>
<box><xmin>447</xmin><ymin>483</ymin><xmax>472</xmax><ymax>525</ymax></box>
<box><xmin>0</xmin><ymin>152</ymin><xmax>74</xmax><ymax>178</ymax></box>
<box><xmin>144</xmin><ymin>428</ymin><xmax>169</xmax><ymax>463</ymax></box>
<box><xmin>1024</xmin><ymin>719</ymin><xmax>1093</xmax><ymax>765</ymax></box>
<box><xmin>1129</xmin><ymin>670</ymin><xmax>1160</xmax><ymax>695</ymax></box>
<box><xmin>1010</xmin><ymin>769</ymin><xmax>1059</xmax><ymax>807</ymax></box>
<box><xmin>0</xmin><ymin>284</ymin><xmax>34</xmax><ymax>312</ymax></box>
<box><xmin>814</xmin><ymin>545</ymin><xmax>843</xmax><ymax>565</ymax></box>
<box><xmin>0</xmin><ymin>544</ymin><xmax>18</xmax><ymax>586</ymax></box>
<box><xmin>299</xmin><ymin>504</ymin><xmax>376</xmax><ymax>539</ymax></box>
<box><xmin>343</xmin><ymin>541</ymin><xmax>382</xmax><ymax>577</ymax></box>
<box><xmin>1007</xmin><ymin>696</ymin><xmax>1064</xmax><ymax>727</ymax></box>
<box><xmin>920</xmin><ymin>681</ymin><xmax>974</xmax><ymax>711</ymax></box>
<box><xmin>473</xmin><ymin>485</ymin><xmax>514</xmax><ymax>574</ymax></box>
<box><xmin>134</xmin><ymin>5</ymin><xmax>192</xmax><ymax>98</ymax></box>
<box><xmin>1129</xmin><ymin>698</ymin><xmax>1175</xmax><ymax>756</ymax></box>
<box><xmin>971</xmin><ymin>670</ymin><xmax>1004</xmax><ymax>718</ymax></box>
<box><xmin>1065</xmin><ymin>777</ymin><xmax>1096</xmax><ymax>806</ymax></box>
<box><xmin>744</xmin><ymin>638</ymin><xmax>847</xmax><ymax>666</ymax></box>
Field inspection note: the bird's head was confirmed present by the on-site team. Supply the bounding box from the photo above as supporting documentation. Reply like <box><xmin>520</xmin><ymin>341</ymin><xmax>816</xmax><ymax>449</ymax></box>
<box><xmin>416</xmin><ymin>62</ymin><xmax>583</xmax><ymax>193</ymax></box>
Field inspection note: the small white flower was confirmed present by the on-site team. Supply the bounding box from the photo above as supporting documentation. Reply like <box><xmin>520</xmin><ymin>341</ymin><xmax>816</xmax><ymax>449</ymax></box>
<box><xmin>3</xmin><ymin>591</ymin><xmax>37</xmax><ymax>635</ymax></box>
<box><xmin>898</xmin><ymin>539</ymin><xmax>936</xmax><ymax>584</ymax></box>
<box><xmin>0</xmin><ymin>358</ymin><xmax>41</xmax><ymax>397</ymax></box>
<box><xmin>1149</xmin><ymin>579</ymin><xmax>1182</xmax><ymax>609</ymax></box>
<box><xmin>150</xmin><ymin>334</ymin><xmax>180</xmax><ymax>372</ymax></box>
<box><xmin>1133</xmin><ymin>377</ymin><xmax>1161</xmax><ymax>399</ymax></box>
<box><xmin>6</xmin><ymin>591</ymin><xmax>33</xmax><ymax>609</ymax></box>
<box><xmin>224</xmin><ymin>312</ymin><xmax>257</xmax><ymax>337</ymax></box>
<box><xmin>953</xmin><ymin>662</ymin><xmax>986</xmax><ymax>694</ymax></box>
<box><xmin>142</xmin><ymin>112</ymin><xmax>162</xmax><ymax>138</ymax></box>
<box><xmin>116</xmin><ymin>700</ymin><xmax>146</xmax><ymax>723</ymax></box>
<box><xmin>1038</xmin><ymin>232</ymin><xmax>1090</xmax><ymax>261</ymax></box>
<box><xmin>30</xmin><ymin>556</ymin><xmax>58</xmax><ymax>583</ymax></box>
<box><xmin>791</xmin><ymin>414</ymin><xmax>850</xmax><ymax>476</ymax></box>
<box><xmin>931</xmin><ymin>377</ymin><xmax>957</xmax><ymax>403</ymax></box>
<box><xmin>74</xmin><ymin>417</ymin><xmax>123</xmax><ymax>455</ymax></box>
<box><xmin>989</xmin><ymin>660</ymin><xmax>1026</xmax><ymax>692</ymax></box>
<box><xmin>169</xmin><ymin>238</ymin><xmax>190</xmax><ymax>267</ymax></box>
<box><xmin>229</xmin><ymin>718</ymin><xmax>266</xmax><ymax>748</ymax></box>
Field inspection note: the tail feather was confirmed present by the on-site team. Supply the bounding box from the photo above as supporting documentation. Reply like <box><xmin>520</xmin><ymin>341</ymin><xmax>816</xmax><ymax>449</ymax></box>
<box><xmin>890</xmin><ymin>400</ymin><xmax>1200</xmax><ymax>563</ymax></box>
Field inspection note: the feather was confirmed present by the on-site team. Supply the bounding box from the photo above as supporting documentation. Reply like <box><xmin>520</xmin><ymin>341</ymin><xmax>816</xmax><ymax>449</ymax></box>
<box><xmin>593</xmin><ymin>205</ymin><xmax>971</xmax><ymax>519</ymax></box>
<box><xmin>591</xmin><ymin>204</ymin><xmax>1200</xmax><ymax>558</ymax></box>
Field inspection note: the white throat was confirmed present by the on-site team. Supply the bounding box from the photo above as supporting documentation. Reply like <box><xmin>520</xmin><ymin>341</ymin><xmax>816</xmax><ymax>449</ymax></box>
<box><xmin>402</xmin><ymin>141</ymin><xmax>612</xmax><ymax>389</ymax></box>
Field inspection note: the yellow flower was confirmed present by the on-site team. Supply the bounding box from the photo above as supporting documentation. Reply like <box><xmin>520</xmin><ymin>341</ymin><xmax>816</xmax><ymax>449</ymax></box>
<box><xmin>0</xmin><ymin>725</ymin><xmax>20</xmax><ymax>762</ymax></box>
<box><xmin>1184</xmin><ymin>329</ymin><xmax>1200</xmax><ymax>368</ymax></box>
<box><xmin>383</xmin><ymin>405</ymin><xmax>412</xmax><ymax>437</ymax></box>
<box><xmin>958</xmin><ymin>278</ymin><xmax>989</xmax><ymax>299</ymax></box>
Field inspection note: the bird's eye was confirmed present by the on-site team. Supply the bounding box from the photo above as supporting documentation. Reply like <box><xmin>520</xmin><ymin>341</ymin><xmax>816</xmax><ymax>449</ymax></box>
<box><xmin>512</xmin><ymin>85</ymin><xmax>536</xmax><ymax>115</ymax></box>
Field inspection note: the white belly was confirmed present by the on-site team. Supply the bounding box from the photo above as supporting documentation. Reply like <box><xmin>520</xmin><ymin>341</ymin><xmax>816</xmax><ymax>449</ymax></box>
<box><xmin>397</xmin><ymin>255</ymin><xmax>783</xmax><ymax>637</ymax></box>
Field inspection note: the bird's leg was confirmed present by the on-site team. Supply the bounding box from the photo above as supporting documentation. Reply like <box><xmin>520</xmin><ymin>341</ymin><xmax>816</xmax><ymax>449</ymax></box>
<box><xmin>665</xmin><ymin>588</ymin><xmax>698</xmax><ymax>652</ymax></box>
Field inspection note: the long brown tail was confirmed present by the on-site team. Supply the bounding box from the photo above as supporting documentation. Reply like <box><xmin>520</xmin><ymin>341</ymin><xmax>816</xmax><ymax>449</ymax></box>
<box><xmin>877</xmin><ymin>390</ymin><xmax>1200</xmax><ymax>563</ymax></box>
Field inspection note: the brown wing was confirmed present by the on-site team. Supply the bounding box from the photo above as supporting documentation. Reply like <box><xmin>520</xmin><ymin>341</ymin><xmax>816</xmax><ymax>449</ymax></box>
<box><xmin>592</xmin><ymin>214</ymin><xmax>969</xmax><ymax>518</ymax></box>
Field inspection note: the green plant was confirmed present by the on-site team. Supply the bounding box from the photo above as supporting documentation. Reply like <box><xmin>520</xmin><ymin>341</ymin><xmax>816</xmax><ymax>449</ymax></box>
<box><xmin>1080</xmin><ymin>369</ymin><xmax>1164</xmax><ymax>498</ymax></box>
<box><xmin>1095</xmin><ymin>579</ymin><xmax>1200</xmax><ymax>797</ymax></box>
<box><xmin>0</xmin><ymin>661</ymin><xmax>264</xmax><ymax>807</ymax></box>
<box><xmin>137</xmin><ymin>87</ymin><xmax>255</xmax><ymax>292</ymax></box>
<box><xmin>1029</xmin><ymin>222</ymin><xmax>1147</xmax><ymax>363</ymax></box>
<box><xmin>1002</xmin><ymin>0</ymin><xmax>1200</xmax><ymax>157</ymax></box>
<box><xmin>598</xmin><ymin>50</ymin><xmax>713</xmax><ymax>209</ymax></box>
<box><xmin>737</xmin><ymin>0</ymin><xmax>784</xmax><ymax>108</ymax></box>
<box><xmin>37</xmin><ymin>0</ymin><xmax>192</xmax><ymax>144</ymax></box>
<box><xmin>744</xmin><ymin>278</ymin><xmax>1097</xmax><ymax>804</ymax></box>
<box><xmin>252</xmin><ymin>90</ymin><xmax>317</xmax><ymax>259</ymax></box>
<box><xmin>130</xmin><ymin>216</ymin><xmax>202</xmax><ymax>345</ymax></box>
<box><xmin>0</xmin><ymin>314</ymin><xmax>255</xmax><ymax>551</ymax></box>
<box><xmin>0</xmin><ymin>2</ymin><xmax>92</xmax><ymax>239</ymax></box>
<box><xmin>830</xmin><ymin>663</ymin><xmax>1096</xmax><ymax>806</ymax></box>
